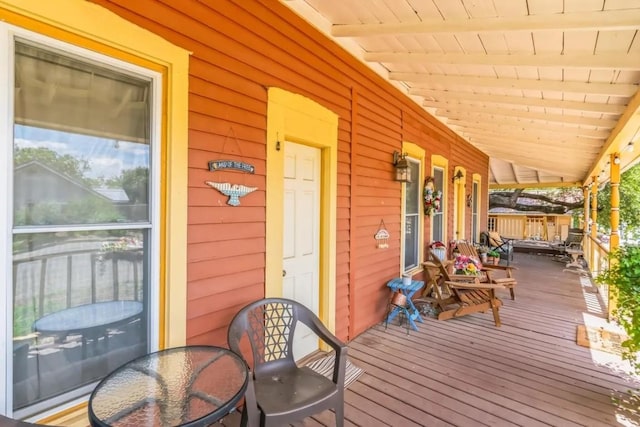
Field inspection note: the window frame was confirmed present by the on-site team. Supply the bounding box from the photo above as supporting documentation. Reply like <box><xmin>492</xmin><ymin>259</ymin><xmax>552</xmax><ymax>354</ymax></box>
<box><xmin>430</xmin><ymin>155</ymin><xmax>448</xmax><ymax>245</ymax></box>
<box><xmin>400</xmin><ymin>142</ymin><xmax>425</xmax><ymax>275</ymax></box>
<box><xmin>431</xmin><ymin>166</ymin><xmax>445</xmax><ymax>244</ymax></box>
<box><xmin>1</xmin><ymin>23</ymin><xmax>164</xmax><ymax>419</ymax></box>
<box><xmin>471</xmin><ymin>178</ymin><xmax>480</xmax><ymax>243</ymax></box>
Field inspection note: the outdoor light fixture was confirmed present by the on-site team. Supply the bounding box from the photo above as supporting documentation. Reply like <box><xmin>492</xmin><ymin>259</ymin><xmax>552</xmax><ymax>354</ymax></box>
<box><xmin>625</xmin><ymin>141</ymin><xmax>635</xmax><ymax>153</ymax></box>
<box><xmin>393</xmin><ymin>151</ymin><xmax>410</xmax><ymax>182</ymax></box>
<box><xmin>452</xmin><ymin>169</ymin><xmax>464</xmax><ymax>183</ymax></box>
<box><xmin>613</xmin><ymin>154</ymin><xmax>621</xmax><ymax>165</ymax></box>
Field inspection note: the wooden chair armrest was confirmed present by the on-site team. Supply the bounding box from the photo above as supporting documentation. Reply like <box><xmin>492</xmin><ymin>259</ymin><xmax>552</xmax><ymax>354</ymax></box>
<box><xmin>445</xmin><ymin>281</ymin><xmax>506</xmax><ymax>290</ymax></box>
<box><xmin>485</xmin><ymin>265</ymin><xmax>518</xmax><ymax>271</ymax></box>
<box><xmin>448</xmin><ymin>274</ymin><xmax>478</xmax><ymax>281</ymax></box>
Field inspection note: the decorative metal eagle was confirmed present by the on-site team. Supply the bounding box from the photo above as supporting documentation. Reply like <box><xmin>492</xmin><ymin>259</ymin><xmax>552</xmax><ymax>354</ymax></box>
<box><xmin>205</xmin><ymin>181</ymin><xmax>257</xmax><ymax>206</ymax></box>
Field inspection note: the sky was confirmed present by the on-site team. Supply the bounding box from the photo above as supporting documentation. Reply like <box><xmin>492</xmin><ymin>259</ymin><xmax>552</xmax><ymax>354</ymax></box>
<box><xmin>14</xmin><ymin>124</ymin><xmax>149</xmax><ymax>180</ymax></box>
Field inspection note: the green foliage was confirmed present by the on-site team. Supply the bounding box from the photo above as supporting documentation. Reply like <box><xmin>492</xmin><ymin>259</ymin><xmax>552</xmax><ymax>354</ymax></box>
<box><xmin>14</xmin><ymin>197</ymin><xmax>123</xmax><ymax>227</ymax></box>
<box><xmin>597</xmin><ymin>164</ymin><xmax>640</xmax><ymax>237</ymax></box>
<box><xmin>121</xmin><ymin>167</ymin><xmax>149</xmax><ymax>203</ymax></box>
<box><xmin>595</xmin><ymin>245</ymin><xmax>640</xmax><ymax>374</ymax></box>
<box><xmin>15</xmin><ymin>146</ymin><xmax>91</xmax><ymax>183</ymax></box>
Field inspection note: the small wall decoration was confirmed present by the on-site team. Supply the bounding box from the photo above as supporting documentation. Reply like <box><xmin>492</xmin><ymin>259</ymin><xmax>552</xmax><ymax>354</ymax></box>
<box><xmin>374</xmin><ymin>219</ymin><xmax>390</xmax><ymax>249</ymax></box>
<box><xmin>466</xmin><ymin>193</ymin><xmax>473</xmax><ymax>207</ymax></box>
<box><xmin>206</xmin><ymin>126</ymin><xmax>257</xmax><ymax>207</ymax></box>
<box><xmin>423</xmin><ymin>177</ymin><xmax>442</xmax><ymax>216</ymax></box>
<box><xmin>205</xmin><ymin>181</ymin><xmax>257</xmax><ymax>206</ymax></box>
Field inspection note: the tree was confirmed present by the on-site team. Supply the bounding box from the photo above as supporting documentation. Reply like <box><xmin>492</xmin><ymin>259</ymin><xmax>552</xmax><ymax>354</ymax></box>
<box><xmin>121</xmin><ymin>167</ymin><xmax>149</xmax><ymax>203</ymax></box>
<box><xmin>489</xmin><ymin>188</ymin><xmax>583</xmax><ymax>214</ymax></box>
<box><xmin>597</xmin><ymin>164</ymin><xmax>640</xmax><ymax>239</ymax></box>
<box><xmin>14</xmin><ymin>146</ymin><xmax>92</xmax><ymax>184</ymax></box>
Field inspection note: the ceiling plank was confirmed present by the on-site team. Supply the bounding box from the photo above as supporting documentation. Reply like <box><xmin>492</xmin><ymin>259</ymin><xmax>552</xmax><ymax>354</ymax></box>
<box><xmin>434</xmin><ymin>107</ymin><xmax>619</xmax><ymax>127</ymax></box>
<box><xmin>446</xmin><ymin>118</ymin><xmax>610</xmax><ymax>139</ymax></box>
<box><xmin>363</xmin><ymin>52</ymin><xmax>640</xmax><ymax>70</ymax></box>
<box><xmin>489</xmin><ymin>181</ymin><xmax>583</xmax><ymax>189</ymax></box>
<box><xmin>391</xmin><ymin>73</ymin><xmax>638</xmax><ymax>97</ymax></box>
<box><xmin>472</xmin><ymin>145</ymin><xmax>588</xmax><ymax>175</ymax></box>
<box><xmin>331</xmin><ymin>9</ymin><xmax>640</xmax><ymax>37</ymax></box>
<box><xmin>418</xmin><ymin>90</ymin><xmax>626</xmax><ymax>114</ymax></box>
<box><xmin>468</xmin><ymin>134</ymin><xmax>597</xmax><ymax>151</ymax></box>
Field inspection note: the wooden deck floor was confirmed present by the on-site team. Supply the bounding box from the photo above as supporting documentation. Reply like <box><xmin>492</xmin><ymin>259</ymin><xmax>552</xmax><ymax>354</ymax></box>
<box><xmin>223</xmin><ymin>253</ymin><xmax>640</xmax><ymax>426</ymax></box>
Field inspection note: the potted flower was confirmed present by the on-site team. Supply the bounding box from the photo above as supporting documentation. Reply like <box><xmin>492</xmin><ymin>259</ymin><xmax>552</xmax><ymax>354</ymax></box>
<box><xmin>487</xmin><ymin>249</ymin><xmax>500</xmax><ymax>265</ymax></box>
<box><xmin>453</xmin><ymin>254</ymin><xmax>482</xmax><ymax>275</ymax></box>
<box><xmin>430</xmin><ymin>241</ymin><xmax>447</xmax><ymax>261</ymax></box>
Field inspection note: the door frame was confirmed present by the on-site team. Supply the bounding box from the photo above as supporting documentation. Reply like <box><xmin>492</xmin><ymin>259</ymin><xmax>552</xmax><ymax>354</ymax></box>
<box><xmin>265</xmin><ymin>88</ymin><xmax>338</xmax><ymax>334</ymax></box>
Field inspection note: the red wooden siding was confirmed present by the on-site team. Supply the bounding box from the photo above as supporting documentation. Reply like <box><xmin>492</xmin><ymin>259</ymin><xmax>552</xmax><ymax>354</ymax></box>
<box><xmin>90</xmin><ymin>0</ymin><xmax>489</xmax><ymax>344</ymax></box>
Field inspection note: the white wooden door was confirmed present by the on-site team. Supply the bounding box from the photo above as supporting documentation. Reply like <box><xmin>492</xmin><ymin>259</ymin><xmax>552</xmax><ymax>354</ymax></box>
<box><xmin>282</xmin><ymin>142</ymin><xmax>321</xmax><ymax>359</ymax></box>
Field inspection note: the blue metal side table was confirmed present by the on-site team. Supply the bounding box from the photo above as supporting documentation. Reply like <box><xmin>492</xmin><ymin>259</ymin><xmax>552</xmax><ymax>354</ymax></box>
<box><xmin>385</xmin><ymin>278</ymin><xmax>425</xmax><ymax>332</ymax></box>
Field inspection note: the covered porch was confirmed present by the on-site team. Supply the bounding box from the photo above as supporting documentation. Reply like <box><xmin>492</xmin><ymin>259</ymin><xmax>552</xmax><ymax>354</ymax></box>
<box><xmin>239</xmin><ymin>252</ymin><xmax>638</xmax><ymax>426</ymax></box>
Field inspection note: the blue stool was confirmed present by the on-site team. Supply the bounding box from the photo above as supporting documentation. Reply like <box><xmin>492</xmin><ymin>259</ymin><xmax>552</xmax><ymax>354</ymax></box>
<box><xmin>384</xmin><ymin>278</ymin><xmax>424</xmax><ymax>333</ymax></box>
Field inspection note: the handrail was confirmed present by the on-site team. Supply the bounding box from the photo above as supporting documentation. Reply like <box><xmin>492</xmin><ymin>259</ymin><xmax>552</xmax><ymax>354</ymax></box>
<box><xmin>583</xmin><ymin>233</ymin><xmax>612</xmax><ymax>318</ymax></box>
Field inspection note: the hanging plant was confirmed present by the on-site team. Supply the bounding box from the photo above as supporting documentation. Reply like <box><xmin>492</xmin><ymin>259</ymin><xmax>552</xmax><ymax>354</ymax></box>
<box><xmin>423</xmin><ymin>177</ymin><xmax>442</xmax><ymax>216</ymax></box>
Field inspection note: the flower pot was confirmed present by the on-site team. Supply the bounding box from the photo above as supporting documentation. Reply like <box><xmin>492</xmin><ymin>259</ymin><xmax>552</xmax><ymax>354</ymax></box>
<box><xmin>390</xmin><ymin>290</ymin><xmax>407</xmax><ymax>306</ymax></box>
<box><xmin>402</xmin><ymin>275</ymin><xmax>412</xmax><ymax>286</ymax></box>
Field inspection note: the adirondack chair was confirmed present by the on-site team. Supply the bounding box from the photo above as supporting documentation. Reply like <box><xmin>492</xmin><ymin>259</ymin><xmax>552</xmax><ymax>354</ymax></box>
<box><xmin>415</xmin><ymin>250</ymin><xmax>458</xmax><ymax>314</ymax></box>
<box><xmin>415</xmin><ymin>250</ymin><xmax>505</xmax><ymax>326</ymax></box>
<box><xmin>442</xmin><ymin>275</ymin><xmax>505</xmax><ymax>327</ymax></box>
<box><xmin>455</xmin><ymin>241</ymin><xmax>518</xmax><ymax>300</ymax></box>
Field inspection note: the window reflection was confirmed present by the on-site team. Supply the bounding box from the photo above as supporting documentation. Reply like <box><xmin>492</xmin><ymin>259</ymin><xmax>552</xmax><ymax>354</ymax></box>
<box><xmin>13</xmin><ymin>231</ymin><xmax>148</xmax><ymax>409</ymax></box>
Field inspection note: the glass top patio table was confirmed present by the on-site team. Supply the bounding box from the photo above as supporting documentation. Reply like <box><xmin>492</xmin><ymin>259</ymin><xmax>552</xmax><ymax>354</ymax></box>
<box><xmin>88</xmin><ymin>345</ymin><xmax>248</xmax><ymax>427</ymax></box>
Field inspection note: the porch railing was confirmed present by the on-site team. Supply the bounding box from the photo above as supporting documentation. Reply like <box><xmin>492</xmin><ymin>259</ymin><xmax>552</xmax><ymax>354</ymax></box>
<box><xmin>583</xmin><ymin>233</ymin><xmax>611</xmax><ymax>317</ymax></box>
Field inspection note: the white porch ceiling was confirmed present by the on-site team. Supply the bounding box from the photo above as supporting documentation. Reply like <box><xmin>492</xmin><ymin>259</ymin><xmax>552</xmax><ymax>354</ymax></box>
<box><xmin>281</xmin><ymin>0</ymin><xmax>640</xmax><ymax>188</ymax></box>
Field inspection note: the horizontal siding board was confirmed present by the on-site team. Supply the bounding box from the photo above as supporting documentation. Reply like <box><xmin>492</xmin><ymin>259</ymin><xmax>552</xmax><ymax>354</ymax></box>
<box><xmin>187</xmin><ymin>222</ymin><xmax>264</xmax><ymax>244</ymax></box>
<box><xmin>93</xmin><ymin>0</ymin><xmax>489</xmax><ymax>343</ymax></box>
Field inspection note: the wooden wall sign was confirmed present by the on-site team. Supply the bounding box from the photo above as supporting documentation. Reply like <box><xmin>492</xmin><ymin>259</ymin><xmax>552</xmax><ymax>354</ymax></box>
<box><xmin>208</xmin><ymin>160</ymin><xmax>255</xmax><ymax>174</ymax></box>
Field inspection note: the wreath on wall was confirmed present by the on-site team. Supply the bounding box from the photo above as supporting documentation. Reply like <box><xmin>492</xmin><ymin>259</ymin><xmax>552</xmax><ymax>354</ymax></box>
<box><xmin>423</xmin><ymin>177</ymin><xmax>442</xmax><ymax>216</ymax></box>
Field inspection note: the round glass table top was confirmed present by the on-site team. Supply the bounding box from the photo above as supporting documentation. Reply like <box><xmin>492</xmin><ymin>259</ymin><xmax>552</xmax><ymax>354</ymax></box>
<box><xmin>88</xmin><ymin>345</ymin><xmax>248</xmax><ymax>427</ymax></box>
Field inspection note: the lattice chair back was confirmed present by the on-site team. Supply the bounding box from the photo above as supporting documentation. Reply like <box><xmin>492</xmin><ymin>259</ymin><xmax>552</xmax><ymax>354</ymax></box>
<box><xmin>228</xmin><ymin>298</ymin><xmax>300</xmax><ymax>378</ymax></box>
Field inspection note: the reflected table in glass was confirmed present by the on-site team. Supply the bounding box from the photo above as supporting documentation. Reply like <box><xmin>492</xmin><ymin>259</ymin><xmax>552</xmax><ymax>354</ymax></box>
<box><xmin>88</xmin><ymin>345</ymin><xmax>248</xmax><ymax>427</ymax></box>
<box><xmin>33</xmin><ymin>301</ymin><xmax>143</xmax><ymax>358</ymax></box>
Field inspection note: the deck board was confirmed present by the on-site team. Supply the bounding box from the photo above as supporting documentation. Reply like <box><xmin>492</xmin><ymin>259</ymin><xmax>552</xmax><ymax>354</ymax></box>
<box><xmin>344</xmin><ymin>254</ymin><xmax>639</xmax><ymax>426</ymax></box>
<box><xmin>221</xmin><ymin>254</ymin><xmax>639</xmax><ymax>426</ymax></box>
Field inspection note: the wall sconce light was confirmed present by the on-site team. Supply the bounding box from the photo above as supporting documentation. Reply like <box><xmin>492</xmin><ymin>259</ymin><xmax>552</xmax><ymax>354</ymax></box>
<box><xmin>613</xmin><ymin>154</ymin><xmax>621</xmax><ymax>165</ymax></box>
<box><xmin>625</xmin><ymin>141</ymin><xmax>635</xmax><ymax>153</ymax></box>
<box><xmin>393</xmin><ymin>151</ymin><xmax>411</xmax><ymax>182</ymax></box>
<box><xmin>452</xmin><ymin>169</ymin><xmax>464</xmax><ymax>183</ymax></box>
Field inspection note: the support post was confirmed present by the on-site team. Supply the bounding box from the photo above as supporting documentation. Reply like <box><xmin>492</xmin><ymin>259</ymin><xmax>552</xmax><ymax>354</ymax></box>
<box><xmin>609</xmin><ymin>153</ymin><xmax>621</xmax><ymax>317</ymax></box>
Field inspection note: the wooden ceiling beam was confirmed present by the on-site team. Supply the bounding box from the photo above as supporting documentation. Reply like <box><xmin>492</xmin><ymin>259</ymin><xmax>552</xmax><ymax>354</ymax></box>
<box><xmin>585</xmin><ymin>88</ymin><xmax>640</xmax><ymax>183</ymax></box>
<box><xmin>434</xmin><ymin>107</ymin><xmax>618</xmax><ymax>128</ymax></box>
<box><xmin>391</xmin><ymin>73</ymin><xmax>638</xmax><ymax>97</ymax></box>
<box><xmin>446</xmin><ymin>119</ymin><xmax>609</xmax><ymax>140</ymax></box>
<box><xmin>363</xmin><ymin>52</ymin><xmax>639</xmax><ymax>70</ymax></box>
<box><xmin>473</xmin><ymin>145</ymin><xmax>587</xmax><ymax>176</ymax></box>
<box><xmin>332</xmin><ymin>9</ymin><xmax>640</xmax><ymax>37</ymax></box>
<box><xmin>467</xmin><ymin>137</ymin><xmax>600</xmax><ymax>156</ymax></box>
<box><xmin>489</xmin><ymin>181</ymin><xmax>582</xmax><ymax>189</ymax></box>
<box><xmin>457</xmin><ymin>132</ymin><xmax>603</xmax><ymax>152</ymax></box>
<box><xmin>418</xmin><ymin>90</ymin><xmax>625</xmax><ymax>114</ymax></box>
<box><xmin>446</xmin><ymin>118</ymin><xmax>609</xmax><ymax>139</ymax></box>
